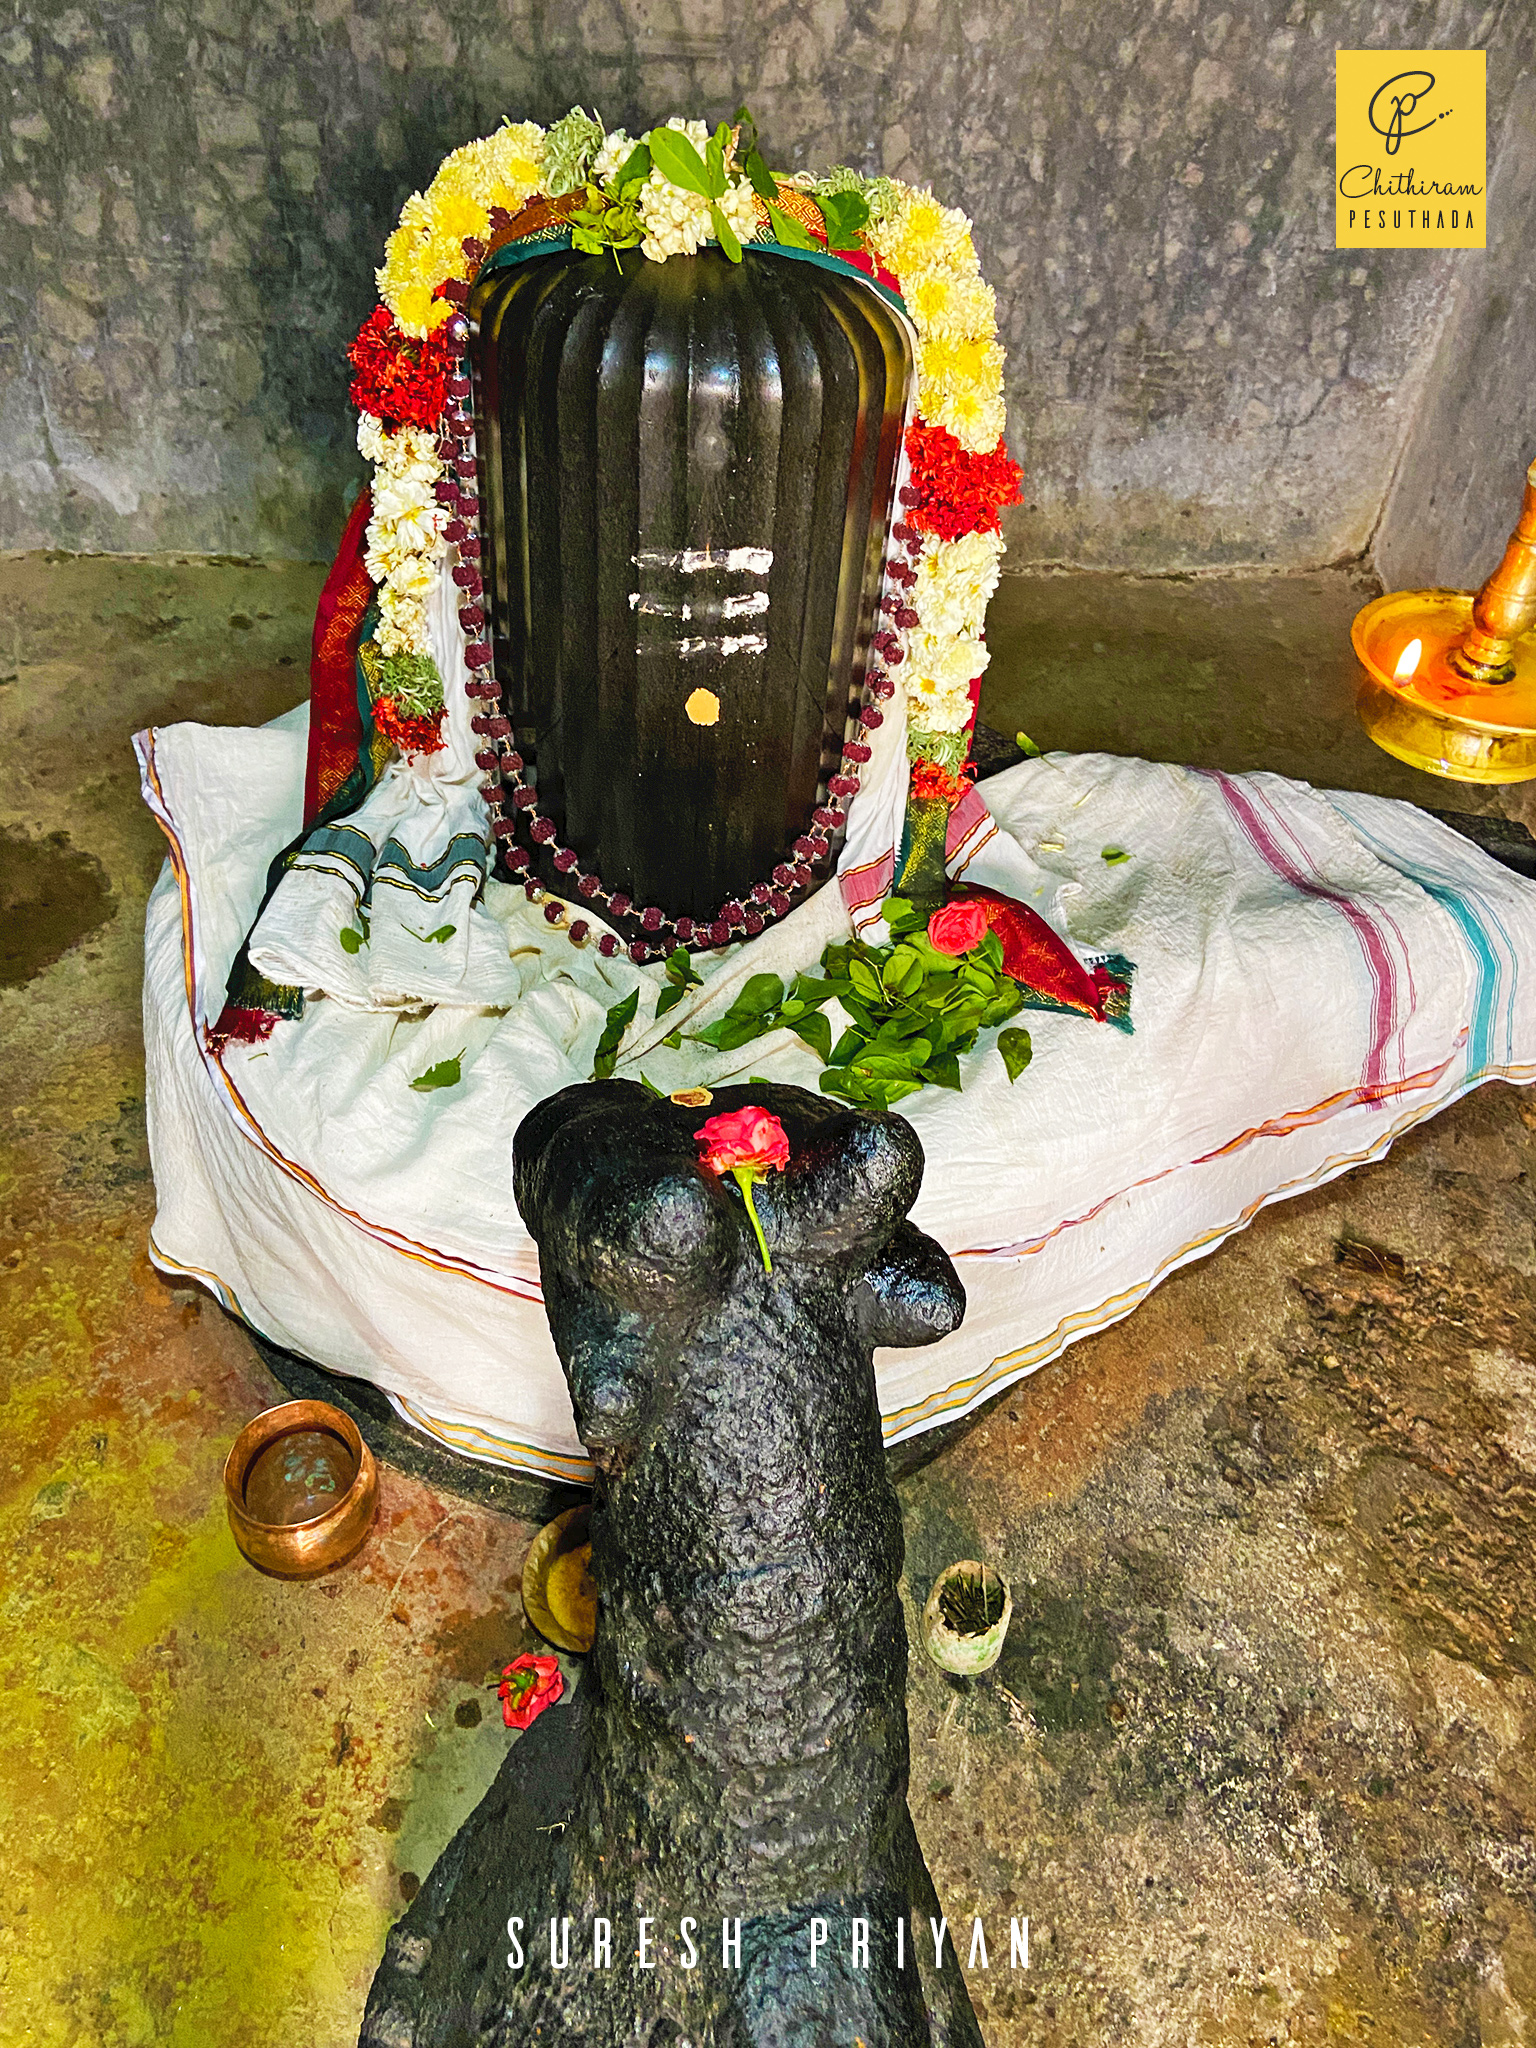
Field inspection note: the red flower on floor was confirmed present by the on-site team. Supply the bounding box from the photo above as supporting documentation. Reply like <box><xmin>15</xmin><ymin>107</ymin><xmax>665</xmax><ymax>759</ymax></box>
<box><xmin>346</xmin><ymin>307</ymin><xmax>456</xmax><ymax>433</ymax></box>
<box><xmin>496</xmin><ymin>1653</ymin><xmax>563</xmax><ymax>1730</ymax></box>
<box><xmin>903</xmin><ymin>418</ymin><xmax>1023</xmax><ymax>543</ymax></box>
<box><xmin>695</xmin><ymin>1107</ymin><xmax>789</xmax><ymax>1275</ymax></box>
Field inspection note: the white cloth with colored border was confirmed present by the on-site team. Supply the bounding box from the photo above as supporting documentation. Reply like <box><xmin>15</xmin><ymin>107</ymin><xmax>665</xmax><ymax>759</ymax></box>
<box><xmin>137</xmin><ymin>706</ymin><xmax>1536</xmax><ymax>1480</ymax></box>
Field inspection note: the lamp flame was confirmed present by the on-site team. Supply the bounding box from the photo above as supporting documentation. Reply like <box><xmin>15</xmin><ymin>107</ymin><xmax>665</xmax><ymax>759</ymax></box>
<box><xmin>1394</xmin><ymin>638</ymin><xmax>1423</xmax><ymax>680</ymax></box>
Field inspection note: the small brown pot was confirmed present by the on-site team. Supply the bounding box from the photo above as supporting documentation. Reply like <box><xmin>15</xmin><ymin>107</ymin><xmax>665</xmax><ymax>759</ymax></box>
<box><xmin>224</xmin><ymin>1400</ymin><xmax>378</xmax><ymax>1579</ymax></box>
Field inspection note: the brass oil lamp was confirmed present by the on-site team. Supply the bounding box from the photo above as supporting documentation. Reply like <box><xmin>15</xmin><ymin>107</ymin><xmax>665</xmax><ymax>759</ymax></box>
<box><xmin>1353</xmin><ymin>457</ymin><xmax>1536</xmax><ymax>782</ymax></box>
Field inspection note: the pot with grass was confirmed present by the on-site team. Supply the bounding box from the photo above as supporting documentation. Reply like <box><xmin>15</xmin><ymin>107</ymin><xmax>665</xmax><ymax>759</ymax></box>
<box><xmin>922</xmin><ymin>1560</ymin><xmax>1012</xmax><ymax>1676</ymax></box>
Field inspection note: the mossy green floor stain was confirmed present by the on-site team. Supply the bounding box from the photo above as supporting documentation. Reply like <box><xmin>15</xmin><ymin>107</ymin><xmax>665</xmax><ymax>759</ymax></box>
<box><xmin>0</xmin><ymin>555</ymin><xmax>538</xmax><ymax>2046</ymax></box>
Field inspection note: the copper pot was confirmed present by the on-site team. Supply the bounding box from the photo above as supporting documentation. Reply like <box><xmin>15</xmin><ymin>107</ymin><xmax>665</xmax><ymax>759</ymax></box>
<box><xmin>223</xmin><ymin>1400</ymin><xmax>378</xmax><ymax>1578</ymax></box>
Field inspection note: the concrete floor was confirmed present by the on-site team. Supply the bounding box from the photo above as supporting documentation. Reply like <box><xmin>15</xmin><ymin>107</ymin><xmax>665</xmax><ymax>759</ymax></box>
<box><xmin>2</xmin><ymin>552</ymin><xmax>1534</xmax><ymax>2046</ymax></box>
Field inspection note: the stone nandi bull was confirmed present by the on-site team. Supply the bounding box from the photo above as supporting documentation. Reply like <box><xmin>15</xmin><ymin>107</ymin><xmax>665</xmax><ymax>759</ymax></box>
<box><xmin>362</xmin><ymin>1080</ymin><xmax>983</xmax><ymax>2048</ymax></box>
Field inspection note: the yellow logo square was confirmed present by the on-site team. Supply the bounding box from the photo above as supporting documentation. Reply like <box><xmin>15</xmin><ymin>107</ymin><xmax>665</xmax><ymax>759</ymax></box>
<box><xmin>1336</xmin><ymin>50</ymin><xmax>1486</xmax><ymax>248</ymax></box>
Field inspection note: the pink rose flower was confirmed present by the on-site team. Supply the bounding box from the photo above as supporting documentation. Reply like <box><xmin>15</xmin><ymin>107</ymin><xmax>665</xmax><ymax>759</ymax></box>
<box><xmin>695</xmin><ymin>1106</ymin><xmax>790</xmax><ymax>1274</ymax></box>
<box><xmin>496</xmin><ymin>1652</ymin><xmax>563</xmax><ymax>1730</ymax></box>
<box><xmin>694</xmin><ymin>1107</ymin><xmax>791</xmax><ymax>1177</ymax></box>
<box><xmin>927</xmin><ymin>899</ymin><xmax>991</xmax><ymax>955</ymax></box>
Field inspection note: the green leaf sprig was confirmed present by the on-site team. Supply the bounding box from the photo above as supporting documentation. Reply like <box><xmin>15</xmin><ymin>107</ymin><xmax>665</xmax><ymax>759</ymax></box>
<box><xmin>566</xmin><ymin>108</ymin><xmax>866</xmax><ymax>267</ymax></box>
<box><xmin>655</xmin><ymin>946</ymin><xmax>704</xmax><ymax>1043</ymax></box>
<box><xmin>647</xmin><ymin>121</ymin><xmax>748</xmax><ymax>261</ymax></box>
<box><xmin>339</xmin><ymin>909</ymin><xmax>371</xmax><ymax>956</ymax></box>
<box><xmin>592</xmin><ymin>987</ymin><xmax>640</xmax><ymax>1081</ymax></box>
<box><xmin>568</xmin><ymin>142</ymin><xmax>653</xmax><ymax>261</ymax></box>
<box><xmin>411</xmin><ymin>1050</ymin><xmax>465</xmax><ymax>1092</ymax></box>
<box><xmin>689</xmin><ymin>897</ymin><xmax>1030</xmax><ymax>1112</ymax></box>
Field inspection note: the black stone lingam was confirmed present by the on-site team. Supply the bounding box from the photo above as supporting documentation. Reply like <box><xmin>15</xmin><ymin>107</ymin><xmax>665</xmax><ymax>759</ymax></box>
<box><xmin>360</xmin><ymin>1081</ymin><xmax>983</xmax><ymax>2048</ymax></box>
<box><xmin>471</xmin><ymin>247</ymin><xmax>912</xmax><ymax>940</ymax></box>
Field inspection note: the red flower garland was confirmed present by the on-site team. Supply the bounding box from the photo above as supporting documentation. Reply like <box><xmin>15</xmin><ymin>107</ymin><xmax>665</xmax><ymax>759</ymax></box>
<box><xmin>347</xmin><ymin>307</ymin><xmax>456</xmax><ymax>432</ymax></box>
<box><xmin>902</xmin><ymin>418</ymin><xmax>1023</xmax><ymax>543</ymax></box>
<box><xmin>372</xmin><ymin>696</ymin><xmax>447</xmax><ymax>758</ymax></box>
<box><xmin>908</xmin><ymin>756</ymin><xmax>973</xmax><ymax>806</ymax></box>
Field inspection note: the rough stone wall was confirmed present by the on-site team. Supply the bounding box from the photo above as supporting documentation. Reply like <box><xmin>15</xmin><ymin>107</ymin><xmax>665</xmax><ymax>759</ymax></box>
<box><xmin>0</xmin><ymin>0</ymin><xmax>1528</xmax><ymax>571</ymax></box>
<box><xmin>1374</xmin><ymin>75</ymin><xmax>1536</xmax><ymax>595</ymax></box>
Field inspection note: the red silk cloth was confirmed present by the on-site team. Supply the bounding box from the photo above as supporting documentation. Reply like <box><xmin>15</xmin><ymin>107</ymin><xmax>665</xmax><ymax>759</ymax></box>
<box><xmin>958</xmin><ymin>883</ymin><xmax>1111</xmax><ymax>1021</ymax></box>
<box><xmin>303</xmin><ymin>488</ymin><xmax>374</xmax><ymax>829</ymax></box>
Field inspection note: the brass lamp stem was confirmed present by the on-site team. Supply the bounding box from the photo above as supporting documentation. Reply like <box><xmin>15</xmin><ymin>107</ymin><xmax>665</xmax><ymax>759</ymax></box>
<box><xmin>1447</xmin><ymin>458</ymin><xmax>1536</xmax><ymax>685</ymax></box>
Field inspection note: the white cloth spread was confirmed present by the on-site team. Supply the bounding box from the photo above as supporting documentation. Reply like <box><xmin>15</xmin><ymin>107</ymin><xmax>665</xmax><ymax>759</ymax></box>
<box><xmin>137</xmin><ymin>706</ymin><xmax>1536</xmax><ymax>1481</ymax></box>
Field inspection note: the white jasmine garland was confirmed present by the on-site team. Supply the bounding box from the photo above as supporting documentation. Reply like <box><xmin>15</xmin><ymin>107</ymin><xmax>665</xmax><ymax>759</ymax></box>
<box><xmin>910</xmin><ymin>530</ymin><xmax>1005</xmax><ymax>641</ymax></box>
<box><xmin>592</xmin><ymin>129</ymin><xmax>633</xmax><ymax>183</ymax></box>
<box><xmin>638</xmin><ymin>172</ymin><xmax>713</xmax><ymax>260</ymax></box>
